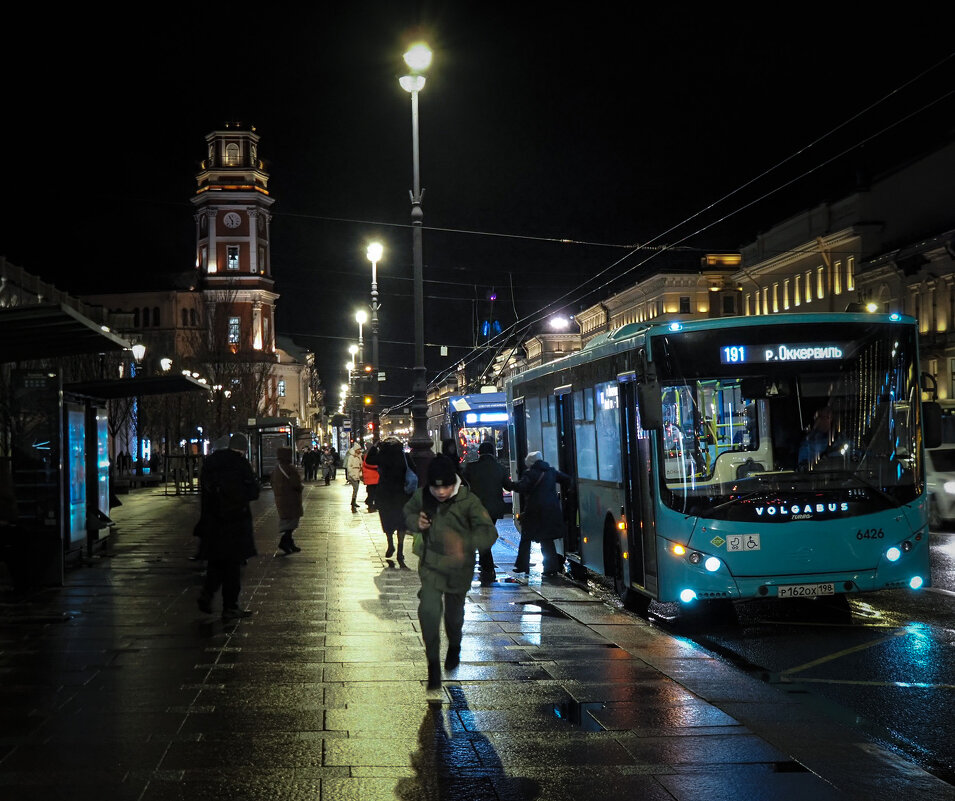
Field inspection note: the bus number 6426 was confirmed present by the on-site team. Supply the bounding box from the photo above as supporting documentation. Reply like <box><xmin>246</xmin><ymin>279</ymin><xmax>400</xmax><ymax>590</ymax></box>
<box><xmin>856</xmin><ymin>528</ymin><xmax>884</xmax><ymax>539</ymax></box>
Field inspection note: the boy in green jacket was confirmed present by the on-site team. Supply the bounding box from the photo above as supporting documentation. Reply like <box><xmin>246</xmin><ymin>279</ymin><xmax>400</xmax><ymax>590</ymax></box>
<box><xmin>404</xmin><ymin>454</ymin><xmax>499</xmax><ymax>691</ymax></box>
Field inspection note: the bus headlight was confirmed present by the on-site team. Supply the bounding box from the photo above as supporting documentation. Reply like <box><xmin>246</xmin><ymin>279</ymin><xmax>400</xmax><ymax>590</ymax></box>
<box><xmin>704</xmin><ymin>556</ymin><xmax>721</xmax><ymax>572</ymax></box>
<box><xmin>886</xmin><ymin>546</ymin><xmax>901</xmax><ymax>562</ymax></box>
<box><xmin>909</xmin><ymin>576</ymin><xmax>924</xmax><ymax>589</ymax></box>
<box><xmin>679</xmin><ymin>589</ymin><xmax>697</xmax><ymax>603</ymax></box>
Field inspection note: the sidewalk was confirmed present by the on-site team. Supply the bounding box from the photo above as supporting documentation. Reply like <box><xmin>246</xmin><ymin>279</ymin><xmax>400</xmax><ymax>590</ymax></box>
<box><xmin>0</xmin><ymin>480</ymin><xmax>951</xmax><ymax>800</ymax></box>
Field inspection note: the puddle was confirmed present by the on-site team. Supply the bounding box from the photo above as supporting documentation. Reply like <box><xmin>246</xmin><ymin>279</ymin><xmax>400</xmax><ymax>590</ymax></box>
<box><xmin>512</xmin><ymin>600</ymin><xmax>569</xmax><ymax>618</ymax></box>
<box><xmin>552</xmin><ymin>700</ymin><xmax>606</xmax><ymax>731</ymax></box>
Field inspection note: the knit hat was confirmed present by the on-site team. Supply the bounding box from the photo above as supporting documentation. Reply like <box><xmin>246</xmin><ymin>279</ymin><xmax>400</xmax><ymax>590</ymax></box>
<box><xmin>427</xmin><ymin>454</ymin><xmax>458</xmax><ymax>487</ymax></box>
<box><xmin>229</xmin><ymin>433</ymin><xmax>249</xmax><ymax>453</ymax></box>
<box><xmin>478</xmin><ymin>440</ymin><xmax>494</xmax><ymax>455</ymax></box>
<box><xmin>212</xmin><ymin>435</ymin><xmax>230</xmax><ymax>451</ymax></box>
<box><xmin>525</xmin><ymin>451</ymin><xmax>542</xmax><ymax>468</ymax></box>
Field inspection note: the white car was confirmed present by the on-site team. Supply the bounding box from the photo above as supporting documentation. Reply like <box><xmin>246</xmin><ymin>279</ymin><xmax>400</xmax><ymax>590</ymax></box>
<box><xmin>925</xmin><ymin>446</ymin><xmax>955</xmax><ymax>529</ymax></box>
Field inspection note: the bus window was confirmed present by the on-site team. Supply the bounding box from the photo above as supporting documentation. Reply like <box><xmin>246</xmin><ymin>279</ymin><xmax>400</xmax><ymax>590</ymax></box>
<box><xmin>596</xmin><ymin>381</ymin><xmax>621</xmax><ymax>482</ymax></box>
<box><xmin>574</xmin><ymin>388</ymin><xmax>598</xmax><ymax>480</ymax></box>
<box><xmin>525</xmin><ymin>395</ymin><xmax>543</xmax><ymax>456</ymax></box>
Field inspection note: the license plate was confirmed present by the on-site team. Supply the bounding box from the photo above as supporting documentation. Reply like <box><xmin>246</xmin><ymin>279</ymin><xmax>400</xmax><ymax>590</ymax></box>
<box><xmin>777</xmin><ymin>582</ymin><xmax>835</xmax><ymax>598</ymax></box>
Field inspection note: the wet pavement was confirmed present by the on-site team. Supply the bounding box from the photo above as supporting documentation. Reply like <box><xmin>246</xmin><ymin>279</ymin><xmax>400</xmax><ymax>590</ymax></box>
<box><xmin>1</xmin><ymin>480</ymin><xmax>952</xmax><ymax>800</ymax></box>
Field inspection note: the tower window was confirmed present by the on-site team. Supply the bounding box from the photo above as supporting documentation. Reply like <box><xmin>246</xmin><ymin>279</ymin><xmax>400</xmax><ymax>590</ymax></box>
<box><xmin>278</xmin><ymin>379</ymin><xmax>286</xmax><ymax>397</ymax></box>
<box><xmin>227</xmin><ymin>246</ymin><xmax>240</xmax><ymax>271</ymax></box>
<box><xmin>228</xmin><ymin>316</ymin><xmax>240</xmax><ymax>344</ymax></box>
<box><xmin>142</xmin><ymin>307</ymin><xmax>150</xmax><ymax>327</ymax></box>
<box><xmin>153</xmin><ymin>307</ymin><xmax>160</xmax><ymax>326</ymax></box>
<box><xmin>225</xmin><ymin>143</ymin><xmax>240</xmax><ymax>166</ymax></box>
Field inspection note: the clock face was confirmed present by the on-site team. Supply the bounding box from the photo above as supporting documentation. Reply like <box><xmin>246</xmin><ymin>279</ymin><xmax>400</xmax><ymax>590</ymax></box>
<box><xmin>223</xmin><ymin>212</ymin><xmax>241</xmax><ymax>229</ymax></box>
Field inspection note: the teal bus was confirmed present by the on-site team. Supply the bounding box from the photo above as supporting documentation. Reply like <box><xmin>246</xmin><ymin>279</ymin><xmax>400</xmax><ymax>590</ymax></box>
<box><xmin>504</xmin><ymin>313</ymin><xmax>941</xmax><ymax>612</ymax></box>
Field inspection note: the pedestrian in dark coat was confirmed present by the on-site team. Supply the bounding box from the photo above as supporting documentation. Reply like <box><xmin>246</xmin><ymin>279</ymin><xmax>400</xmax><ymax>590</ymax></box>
<box><xmin>196</xmin><ymin>433</ymin><xmax>260</xmax><ymax>620</ymax></box>
<box><xmin>462</xmin><ymin>440</ymin><xmax>514</xmax><ymax>585</ymax></box>
<box><xmin>376</xmin><ymin>438</ymin><xmax>414</xmax><ymax>564</ymax></box>
<box><xmin>513</xmin><ymin>451</ymin><xmax>571</xmax><ymax>576</ymax></box>
<box><xmin>271</xmin><ymin>446</ymin><xmax>303</xmax><ymax>555</ymax></box>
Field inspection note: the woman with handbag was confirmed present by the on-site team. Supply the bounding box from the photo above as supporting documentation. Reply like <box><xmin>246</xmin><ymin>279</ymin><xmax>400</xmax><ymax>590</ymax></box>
<box><xmin>375</xmin><ymin>438</ymin><xmax>415</xmax><ymax>564</ymax></box>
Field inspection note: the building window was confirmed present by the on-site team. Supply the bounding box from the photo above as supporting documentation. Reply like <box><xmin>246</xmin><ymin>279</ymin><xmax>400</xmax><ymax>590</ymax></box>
<box><xmin>228</xmin><ymin>316</ymin><xmax>240</xmax><ymax>344</ymax></box>
<box><xmin>278</xmin><ymin>379</ymin><xmax>286</xmax><ymax>397</ymax></box>
<box><xmin>181</xmin><ymin>309</ymin><xmax>188</xmax><ymax>327</ymax></box>
<box><xmin>833</xmin><ymin>261</ymin><xmax>842</xmax><ymax>295</ymax></box>
<box><xmin>227</xmin><ymin>246</ymin><xmax>240</xmax><ymax>271</ymax></box>
<box><xmin>722</xmin><ymin>294</ymin><xmax>736</xmax><ymax>315</ymax></box>
<box><xmin>847</xmin><ymin>257</ymin><xmax>855</xmax><ymax>291</ymax></box>
<box><xmin>142</xmin><ymin>307</ymin><xmax>150</xmax><ymax>327</ymax></box>
<box><xmin>225</xmin><ymin>143</ymin><xmax>240</xmax><ymax>166</ymax></box>
<box><xmin>817</xmin><ymin>266</ymin><xmax>825</xmax><ymax>299</ymax></box>
<box><xmin>133</xmin><ymin>308</ymin><xmax>140</xmax><ymax>327</ymax></box>
<box><xmin>679</xmin><ymin>296</ymin><xmax>691</xmax><ymax>314</ymax></box>
<box><xmin>153</xmin><ymin>307</ymin><xmax>160</xmax><ymax>326</ymax></box>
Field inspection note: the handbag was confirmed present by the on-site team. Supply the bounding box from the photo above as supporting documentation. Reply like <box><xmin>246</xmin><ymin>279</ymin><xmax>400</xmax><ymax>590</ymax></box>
<box><xmin>403</xmin><ymin>454</ymin><xmax>418</xmax><ymax>495</ymax></box>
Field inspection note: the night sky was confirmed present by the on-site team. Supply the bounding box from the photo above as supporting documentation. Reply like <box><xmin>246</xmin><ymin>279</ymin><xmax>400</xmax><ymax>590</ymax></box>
<box><xmin>3</xmin><ymin>7</ymin><xmax>953</xmax><ymax>412</ymax></box>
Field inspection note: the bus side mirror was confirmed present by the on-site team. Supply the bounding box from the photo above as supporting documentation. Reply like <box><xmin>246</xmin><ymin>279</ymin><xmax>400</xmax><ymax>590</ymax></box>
<box><xmin>923</xmin><ymin>401</ymin><xmax>942</xmax><ymax>449</ymax></box>
<box><xmin>637</xmin><ymin>382</ymin><xmax>663</xmax><ymax>430</ymax></box>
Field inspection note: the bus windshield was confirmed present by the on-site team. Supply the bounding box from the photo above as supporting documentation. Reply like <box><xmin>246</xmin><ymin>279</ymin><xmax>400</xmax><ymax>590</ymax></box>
<box><xmin>651</xmin><ymin>320</ymin><xmax>922</xmax><ymax>520</ymax></box>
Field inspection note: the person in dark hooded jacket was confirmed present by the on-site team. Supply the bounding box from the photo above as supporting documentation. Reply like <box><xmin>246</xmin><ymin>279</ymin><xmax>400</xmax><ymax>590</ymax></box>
<box><xmin>462</xmin><ymin>440</ymin><xmax>514</xmax><ymax>585</ymax></box>
<box><xmin>404</xmin><ymin>454</ymin><xmax>498</xmax><ymax>691</ymax></box>
<box><xmin>270</xmin><ymin>446</ymin><xmax>303</xmax><ymax>554</ymax></box>
<box><xmin>513</xmin><ymin>451</ymin><xmax>571</xmax><ymax>577</ymax></box>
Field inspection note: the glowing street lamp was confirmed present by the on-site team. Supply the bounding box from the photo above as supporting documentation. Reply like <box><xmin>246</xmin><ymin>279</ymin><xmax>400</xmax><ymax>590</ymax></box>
<box><xmin>399</xmin><ymin>41</ymin><xmax>434</xmax><ymax>469</ymax></box>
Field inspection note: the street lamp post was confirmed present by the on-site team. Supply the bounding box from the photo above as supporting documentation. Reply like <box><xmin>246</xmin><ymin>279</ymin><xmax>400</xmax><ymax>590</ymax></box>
<box><xmin>400</xmin><ymin>42</ymin><xmax>435</xmax><ymax>470</ymax></box>
<box><xmin>347</xmin><ymin>346</ymin><xmax>358</xmax><ymax>442</ymax></box>
<box><xmin>131</xmin><ymin>343</ymin><xmax>146</xmax><ymax>476</ymax></box>
<box><xmin>367</xmin><ymin>242</ymin><xmax>382</xmax><ymax>441</ymax></box>
<box><xmin>355</xmin><ymin>311</ymin><xmax>367</xmax><ymax>440</ymax></box>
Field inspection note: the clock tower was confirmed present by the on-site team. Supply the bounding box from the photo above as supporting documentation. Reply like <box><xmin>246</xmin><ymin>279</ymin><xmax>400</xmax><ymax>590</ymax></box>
<box><xmin>190</xmin><ymin>123</ymin><xmax>279</xmax><ymax>413</ymax></box>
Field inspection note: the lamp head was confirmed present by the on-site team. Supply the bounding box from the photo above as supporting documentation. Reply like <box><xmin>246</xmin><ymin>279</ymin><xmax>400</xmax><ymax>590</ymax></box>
<box><xmin>355</xmin><ymin>310</ymin><xmax>368</xmax><ymax>325</ymax></box>
<box><xmin>367</xmin><ymin>242</ymin><xmax>383</xmax><ymax>263</ymax></box>
<box><xmin>399</xmin><ymin>75</ymin><xmax>426</xmax><ymax>93</ymax></box>
<box><xmin>131</xmin><ymin>343</ymin><xmax>146</xmax><ymax>362</ymax></box>
<box><xmin>403</xmin><ymin>42</ymin><xmax>432</xmax><ymax>72</ymax></box>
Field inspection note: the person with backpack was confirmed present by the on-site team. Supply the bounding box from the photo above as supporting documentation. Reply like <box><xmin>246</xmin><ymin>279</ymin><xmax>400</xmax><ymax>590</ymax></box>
<box><xmin>196</xmin><ymin>433</ymin><xmax>260</xmax><ymax>621</ymax></box>
<box><xmin>271</xmin><ymin>447</ymin><xmax>303</xmax><ymax>555</ymax></box>
<box><xmin>362</xmin><ymin>442</ymin><xmax>380</xmax><ymax>512</ymax></box>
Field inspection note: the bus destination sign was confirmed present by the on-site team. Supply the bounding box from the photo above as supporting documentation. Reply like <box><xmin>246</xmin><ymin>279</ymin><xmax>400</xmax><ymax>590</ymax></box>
<box><xmin>720</xmin><ymin>343</ymin><xmax>845</xmax><ymax>365</ymax></box>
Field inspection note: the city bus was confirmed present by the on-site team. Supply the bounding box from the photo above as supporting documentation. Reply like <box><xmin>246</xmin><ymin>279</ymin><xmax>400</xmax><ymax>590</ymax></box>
<box><xmin>504</xmin><ymin>312</ymin><xmax>941</xmax><ymax>612</ymax></box>
<box><xmin>430</xmin><ymin>391</ymin><xmax>510</xmax><ymax>465</ymax></box>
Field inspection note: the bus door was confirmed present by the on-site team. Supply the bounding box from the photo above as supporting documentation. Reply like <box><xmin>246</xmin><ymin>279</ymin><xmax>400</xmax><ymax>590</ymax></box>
<box><xmin>554</xmin><ymin>386</ymin><xmax>581</xmax><ymax>554</ymax></box>
<box><xmin>620</xmin><ymin>375</ymin><xmax>658</xmax><ymax>596</ymax></box>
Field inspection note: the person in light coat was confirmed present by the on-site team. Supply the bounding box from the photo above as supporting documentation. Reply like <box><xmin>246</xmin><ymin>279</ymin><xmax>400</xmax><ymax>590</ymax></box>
<box><xmin>344</xmin><ymin>441</ymin><xmax>364</xmax><ymax>512</ymax></box>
